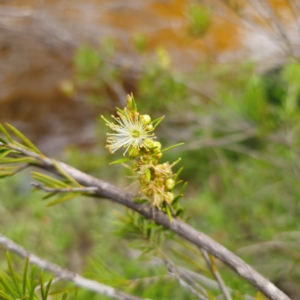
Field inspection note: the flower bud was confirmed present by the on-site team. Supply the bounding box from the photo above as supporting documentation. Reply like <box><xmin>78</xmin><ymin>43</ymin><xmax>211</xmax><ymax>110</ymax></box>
<box><xmin>162</xmin><ymin>163</ymin><xmax>172</xmax><ymax>175</ymax></box>
<box><xmin>129</xmin><ymin>146</ymin><xmax>140</xmax><ymax>158</ymax></box>
<box><xmin>127</xmin><ymin>94</ymin><xmax>136</xmax><ymax>111</ymax></box>
<box><xmin>143</xmin><ymin>138</ymin><xmax>154</xmax><ymax>149</ymax></box>
<box><xmin>141</xmin><ymin>114</ymin><xmax>151</xmax><ymax>125</ymax></box>
<box><xmin>146</xmin><ymin>124</ymin><xmax>154</xmax><ymax>131</ymax></box>
<box><xmin>165</xmin><ymin>192</ymin><xmax>174</xmax><ymax>203</ymax></box>
<box><xmin>153</xmin><ymin>141</ymin><xmax>161</xmax><ymax>153</ymax></box>
<box><xmin>155</xmin><ymin>152</ymin><xmax>162</xmax><ymax>159</ymax></box>
<box><xmin>139</xmin><ymin>174</ymin><xmax>149</xmax><ymax>184</ymax></box>
<box><xmin>165</xmin><ymin>178</ymin><xmax>175</xmax><ymax>190</ymax></box>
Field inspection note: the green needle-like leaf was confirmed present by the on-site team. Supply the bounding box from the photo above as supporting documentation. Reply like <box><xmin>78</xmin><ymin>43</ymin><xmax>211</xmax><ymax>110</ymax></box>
<box><xmin>46</xmin><ymin>193</ymin><xmax>79</xmax><ymax>207</ymax></box>
<box><xmin>0</xmin><ymin>290</ymin><xmax>12</xmax><ymax>300</ymax></box>
<box><xmin>40</xmin><ymin>271</ymin><xmax>45</xmax><ymax>300</ymax></box>
<box><xmin>165</xmin><ymin>205</ymin><xmax>173</xmax><ymax>223</ymax></box>
<box><xmin>116</xmin><ymin>107</ymin><xmax>126</xmax><ymax>116</ymax></box>
<box><xmin>0</xmin><ymin>291</ymin><xmax>13</xmax><ymax>300</ymax></box>
<box><xmin>151</xmin><ymin>116</ymin><xmax>165</xmax><ymax>129</ymax></box>
<box><xmin>0</xmin><ymin>137</ymin><xmax>8</xmax><ymax>144</ymax></box>
<box><xmin>29</xmin><ymin>266</ymin><xmax>36</xmax><ymax>300</ymax></box>
<box><xmin>145</xmin><ymin>169</ymin><xmax>151</xmax><ymax>181</ymax></box>
<box><xmin>53</xmin><ymin>160</ymin><xmax>81</xmax><ymax>187</ymax></box>
<box><xmin>44</xmin><ymin>278</ymin><xmax>53</xmax><ymax>299</ymax></box>
<box><xmin>109</xmin><ymin>157</ymin><xmax>131</xmax><ymax>165</ymax></box>
<box><xmin>0</xmin><ymin>172</ymin><xmax>14</xmax><ymax>179</ymax></box>
<box><xmin>0</xmin><ymin>272</ymin><xmax>18</xmax><ymax>298</ymax></box>
<box><xmin>0</xmin><ymin>124</ymin><xmax>13</xmax><ymax>143</ymax></box>
<box><xmin>32</xmin><ymin>172</ymin><xmax>70</xmax><ymax>188</ymax></box>
<box><xmin>0</xmin><ymin>157</ymin><xmax>35</xmax><ymax>164</ymax></box>
<box><xmin>42</xmin><ymin>192</ymin><xmax>58</xmax><ymax>200</ymax></box>
<box><xmin>161</xmin><ymin>143</ymin><xmax>184</xmax><ymax>153</ymax></box>
<box><xmin>73</xmin><ymin>289</ymin><xmax>78</xmax><ymax>300</ymax></box>
<box><xmin>0</xmin><ymin>150</ymin><xmax>11</xmax><ymax>160</ymax></box>
<box><xmin>174</xmin><ymin>167</ymin><xmax>183</xmax><ymax>182</ymax></box>
<box><xmin>61</xmin><ymin>292</ymin><xmax>68</xmax><ymax>300</ymax></box>
<box><xmin>22</xmin><ymin>258</ymin><xmax>29</xmax><ymax>296</ymax></box>
<box><xmin>6</xmin><ymin>252</ymin><xmax>22</xmax><ymax>298</ymax></box>
<box><xmin>178</xmin><ymin>181</ymin><xmax>188</xmax><ymax>195</ymax></box>
<box><xmin>5</xmin><ymin>123</ymin><xmax>42</xmax><ymax>154</ymax></box>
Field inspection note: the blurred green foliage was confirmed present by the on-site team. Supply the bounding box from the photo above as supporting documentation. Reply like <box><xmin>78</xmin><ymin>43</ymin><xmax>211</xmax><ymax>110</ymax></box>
<box><xmin>0</xmin><ymin>252</ymin><xmax>76</xmax><ymax>300</ymax></box>
<box><xmin>186</xmin><ymin>4</ymin><xmax>211</xmax><ymax>37</ymax></box>
<box><xmin>2</xmin><ymin>17</ymin><xmax>300</xmax><ymax>297</ymax></box>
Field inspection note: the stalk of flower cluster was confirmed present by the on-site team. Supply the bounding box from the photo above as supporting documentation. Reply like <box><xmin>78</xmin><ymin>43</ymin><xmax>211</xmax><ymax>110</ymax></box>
<box><xmin>102</xmin><ymin>94</ymin><xmax>177</xmax><ymax>209</ymax></box>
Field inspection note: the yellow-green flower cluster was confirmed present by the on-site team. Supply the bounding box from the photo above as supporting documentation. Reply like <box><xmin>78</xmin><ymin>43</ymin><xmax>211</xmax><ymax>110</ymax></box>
<box><xmin>102</xmin><ymin>94</ymin><xmax>177</xmax><ymax>209</ymax></box>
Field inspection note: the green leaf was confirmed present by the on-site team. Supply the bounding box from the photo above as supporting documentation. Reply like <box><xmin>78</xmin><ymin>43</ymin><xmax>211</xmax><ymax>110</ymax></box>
<box><xmin>140</xmin><ymin>247</ymin><xmax>154</xmax><ymax>256</ymax></box>
<box><xmin>40</xmin><ymin>271</ymin><xmax>45</xmax><ymax>300</ymax></box>
<box><xmin>28</xmin><ymin>265</ymin><xmax>36</xmax><ymax>300</ymax></box>
<box><xmin>0</xmin><ymin>166</ymin><xmax>19</xmax><ymax>171</ymax></box>
<box><xmin>0</xmin><ymin>291</ymin><xmax>13</xmax><ymax>300</ymax></box>
<box><xmin>42</xmin><ymin>192</ymin><xmax>58</xmax><ymax>200</ymax></box>
<box><xmin>151</xmin><ymin>116</ymin><xmax>165</xmax><ymax>129</ymax></box>
<box><xmin>109</xmin><ymin>157</ymin><xmax>131</xmax><ymax>165</ymax></box>
<box><xmin>100</xmin><ymin>115</ymin><xmax>111</xmax><ymax>124</ymax></box>
<box><xmin>145</xmin><ymin>169</ymin><xmax>151</xmax><ymax>181</ymax></box>
<box><xmin>61</xmin><ymin>292</ymin><xmax>68</xmax><ymax>300</ymax></box>
<box><xmin>6</xmin><ymin>252</ymin><xmax>22</xmax><ymax>298</ymax></box>
<box><xmin>22</xmin><ymin>258</ymin><xmax>29</xmax><ymax>295</ymax></box>
<box><xmin>146</xmin><ymin>227</ymin><xmax>152</xmax><ymax>238</ymax></box>
<box><xmin>0</xmin><ymin>290</ymin><xmax>12</xmax><ymax>300</ymax></box>
<box><xmin>178</xmin><ymin>181</ymin><xmax>188</xmax><ymax>195</ymax></box>
<box><xmin>44</xmin><ymin>278</ymin><xmax>53</xmax><ymax>299</ymax></box>
<box><xmin>116</xmin><ymin>107</ymin><xmax>126</xmax><ymax>116</ymax></box>
<box><xmin>165</xmin><ymin>205</ymin><xmax>173</xmax><ymax>223</ymax></box>
<box><xmin>0</xmin><ymin>157</ymin><xmax>35</xmax><ymax>164</ymax></box>
<box><xmin>0</xmin><ymin>137</ymin><xmax>8</xmax><ymax>144</ymax></box>
<box><xmin>46</xmin><ymin>193</ymin><xmax>79</xmax><ymax>207</ymax></box>
<box><xmin>174</xmin><ymin>167</ymin><xmax>183</xmax><ymax>182</ymax></box>
<box><xmin>0</xmin><ymin>124</ymin><xmax>13</xmax><ymax>143</ymax></box>
<box><xmin>0</xmin><ymin>150</ymin><xmax>11</xmax><ymax>160</ymax></box>
<box><xmin>0</xmin><ymin>272</ymin><xmax>18</xmax><ymax>298</ymax></box>
<box><xmin>172</xmin><ymin>195</ymin><xmax>182</xmax><ymax>206</ymax></box>
<box><xmin>130</xmin><ymin>93</ymin><xmax>137</xmax><ymax>111</ymax></box>
<box><xmin>171</xmin><ymin>248</ymin><xmax>207</xmax><ymax>272</ymax></box>
<box><xmin>0</xmin><ymin>172</ymin><xmax>14</xmax><ymax>179</ymax></box>
<box><xmin>49</xmin><ymin>287</ymin><xmax>73</xmax><ymax>296</ymax></box>
<box><xmin>170</xmin><ymin>157</ymin><xmax>181</xmax><ymax>167</ymax></box>
<box><xmin>32</xmin><ymin>172</ymin><xmax>70</xmax><ymax>188</ymax></box>
<box><xmin>161</xmin><ymin>143</ymin><xmax>184</xmax><ymax>153</ymax></box>
<box><xmin>73</xmin><ymin>288</ymin><xmax>78</xmax><ymax>300</ymax></box>
<box><xmin>5</xmin><ymin>123</ymin><xmax>42</xmax><ymax>154</ymax></box>
<box><xmin>175</xmin><ymin>207</ymin><xmax>185</xmax><ymax>218</ymax></box>
<box><xmin>52</xmin><ymin>160</ymin><xmax>81</xmax><ymax>187</ymax></box>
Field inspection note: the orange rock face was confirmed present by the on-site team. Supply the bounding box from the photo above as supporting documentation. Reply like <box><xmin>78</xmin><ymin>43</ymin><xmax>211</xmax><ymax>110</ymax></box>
<box><xmin>0</xmin><ymin>0</ymin><xmax>298</xmax><ymax>151</ymax></box>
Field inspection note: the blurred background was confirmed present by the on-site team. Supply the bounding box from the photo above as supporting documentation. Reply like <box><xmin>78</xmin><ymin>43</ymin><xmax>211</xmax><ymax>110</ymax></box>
<box><xmin>1</xmin><ymin>0</ymin><xmax>300</xmax><ymax>299</ymax></box>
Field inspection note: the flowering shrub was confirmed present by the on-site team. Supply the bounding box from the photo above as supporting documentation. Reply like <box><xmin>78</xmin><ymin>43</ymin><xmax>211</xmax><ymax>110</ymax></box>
<box><xmin>102</xmin><ymin>94</ymin><xmax>183</xmax><ymax>210</ymax></box>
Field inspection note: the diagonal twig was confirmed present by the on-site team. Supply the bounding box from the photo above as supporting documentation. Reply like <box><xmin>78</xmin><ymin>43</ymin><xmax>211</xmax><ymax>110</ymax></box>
<box><xmin>199</xmin><ymin>248</ymin><xmax>232</xmax><ymax>300</ymax></box>
<box><xmin>164</xmin><ymin>260</ymin><xmax>209</xmax><ymax>300</ymax></box>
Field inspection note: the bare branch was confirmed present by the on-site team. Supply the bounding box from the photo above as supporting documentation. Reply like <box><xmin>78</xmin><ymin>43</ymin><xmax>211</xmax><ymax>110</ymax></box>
<box><xmin>0</xmin><ymin>233</ymin><xmax>150</xmax><ymax>300</ymax></box>
<box><xmin>0</xmin><ymin>142</ymin><xmax>291</xmax><ymax>300</ymax></box>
